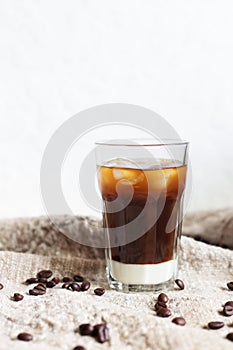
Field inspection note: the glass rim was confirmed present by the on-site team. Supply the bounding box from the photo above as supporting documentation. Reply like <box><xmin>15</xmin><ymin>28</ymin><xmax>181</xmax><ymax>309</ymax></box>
<box><xmin>95</xmin><ymin>138</ymin><xmax>189</xmax><ymax>147</ymax></box>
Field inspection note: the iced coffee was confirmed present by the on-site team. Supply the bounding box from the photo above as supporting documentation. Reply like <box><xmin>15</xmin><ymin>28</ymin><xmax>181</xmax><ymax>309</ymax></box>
<box><xmin>96</xmin><ymin>140</ymin><xmax>188</xmax><ymax>292</ymax></box>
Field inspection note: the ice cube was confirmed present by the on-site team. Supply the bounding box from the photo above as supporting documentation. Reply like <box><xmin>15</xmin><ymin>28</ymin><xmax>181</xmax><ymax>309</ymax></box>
<box><xmin>113</xmin><ymin>169</ymin><xmax>124</xmax><ymax>179</ymax></box>
<box><xmin>113</xmin><ymin>168</ymin><xmax>144</xmax><ymax>185</ymax></box>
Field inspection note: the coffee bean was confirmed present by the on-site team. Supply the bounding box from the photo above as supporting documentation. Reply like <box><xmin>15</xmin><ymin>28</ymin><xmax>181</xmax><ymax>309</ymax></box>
<box><xmin>157</xmin><ymin>307</ymin><xmax>171</xmax><ymax>317</ymax></box>
<box><xmin>154</xmin><ymin>301</ymin><xmax>167</xmax><ymax>311</ymax></box>
<box><xmin>73</xmin><ymin>347</ymin><xmax>86</xmax><ymax>350</ymax></box>
<box><xmin>226</xmin><ymin>332</ymin><xmax>233</xmax><ymax>342</ymax></box>
<box><xmin>93</xmin><ymin>324</ymin><xmax>109</xmax><ymax>343</ymax></box>
<box><xmin>172</xmin><ymin>317</ymin><xmax>186</xmax><ymax>326</ymax></box>
<box><xmin>13</xmin><ymin>293</ymin><xmax>24</xmax><ymax>301</ymax></box>
<box><xmin>208</xmin><ymin>321</ymin><xmax>224</xmax><ymax>329</ymax></box>
<box><xmin>46</xmin><ymin>280</ymin><xmax>56</xmax><ymax>288</ymax></box>
<box><xmin>38</xmin><ymin>277</ymin><xmax>48</xmax><ymax>284</ymax></box>
<box><xmin>94</xmin><ymin>288</ymin><xmax>105</xmax><ymax>296</ymax></box>
<box><xmin>227</xmin><ymin>282</ymin><xmax>233</xmax><ymax>291</ymax></box>
<box><xmin>34</xmin><ymin>283</ymin><xmax>46</xmax><ymax>291</ymax></box>
<box><xmin>37</xmin><ymin>270</ymin><xmax>53</xmax><ymax>279</ymax></box>
<box><xmin>0</xmin><ymin>283</ymin><xmax>3</xmax><ymax>289</ymax></box>
<box><xmin>62</xmin><ymin>276</ymin><xmax>73</xmax><ymax>282</ymax></box>
<box><xmin>225</xmin><ymin>301</ymin><xmax>233</xmax><ymax>307</ymax></box>
<box><xmin>74</xmin><ymin>275</ymin><xmax>84</xmax><ymax>282</ymax></box>
<box><xmin>29</xmin><ymin>288</ymin><xmax>46</xmax><ymax>296</ymax></box>
<box><xmin>175</xmin><ymin>279</ymin><xmax>185</xmax><ymax>290</ymax></box>
<box><xmin>79</xmin><ymin>323</ymin><xmax>94</xmax><ymax>336</ymax></box>
<box><xmin>29</xmin><ymin>289</ymin><xmax>39</xmax><ymax>296</ymax></box>
<box><xmin>62</xmin><ymin>282</ymin><xmax>70</xmax><ymax>289</ymax></box>
<box><xmin>223</xmin><ymin>305</ymin><xmax>233</xmax><ymax>316</ymax></box>
<box><xmin>81</xmin><ymin>281</ymin><xmax>91</xmax><ymax>291</ymax></box>
<box><xmin>68</xmin><ymin>282</ymin><xmax>81</xmax><ymax>292</ymax></box>
<box><xmin>25</xmin><ymin>278</ymin><xmax>39</xmax><ymax>285</ymax></box>
<box><xmin>158</xmin><ymin>293</ymin><xmax>168</xmax><ymax>303</ymax></box>
<box><xmin>52</xmin><ymin>277</ymin><xmax>60</xmax><ymax>284</ymax></box>
<box><xmin>17</xmin><ymin>332</ymin><xmax>33</xmax><ymax>341</ymax></box>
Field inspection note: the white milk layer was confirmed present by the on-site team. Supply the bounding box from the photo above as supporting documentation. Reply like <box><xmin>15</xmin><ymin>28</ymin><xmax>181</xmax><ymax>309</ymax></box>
<box><xmin>110</xmin><ymin>259</ymin><xmax>176</xmax><ymax>284</ymax></box>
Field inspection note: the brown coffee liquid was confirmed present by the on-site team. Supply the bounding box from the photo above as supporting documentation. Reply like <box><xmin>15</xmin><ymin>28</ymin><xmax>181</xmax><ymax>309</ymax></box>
<box><xmin>98</xmin><ymin>161</ymin><xmax>187</xmax><ymax>265</ymax></box>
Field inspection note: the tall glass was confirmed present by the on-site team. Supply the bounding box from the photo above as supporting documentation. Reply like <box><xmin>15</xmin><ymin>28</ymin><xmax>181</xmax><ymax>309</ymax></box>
<box><xmin>95</xmin><ymin>139</ymin><xmax>188</xmax><ymax>292</ymax></box>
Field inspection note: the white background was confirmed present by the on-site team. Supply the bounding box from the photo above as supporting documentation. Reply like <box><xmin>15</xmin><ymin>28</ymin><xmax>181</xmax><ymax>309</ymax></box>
<box><xmin>0</xmin><ymin>0</ymin><xmax>233</xmax><ymax>218</ymax></box>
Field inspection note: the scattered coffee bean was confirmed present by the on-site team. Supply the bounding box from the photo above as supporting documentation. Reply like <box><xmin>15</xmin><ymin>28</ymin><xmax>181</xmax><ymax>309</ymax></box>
<box><xmin>79</xmin><ymin>323</ymin><xmax>94</xmax><ymax>336</ymax></box>
<box><xmin>62</xmin><ymin>276</ymin><xmax>73</xmax><ymax>283</ymax></box>
<box><xmin>0</xmin><ymin>283</ymin><xmax>3</xmax><ymax>289</ymax></box>
<box><xmin>154</xmin><ymin>301</ymin><xmax>167</xmax><ymax>311</ymax></box>
<box><xmin>94</xmin><ymin>288</ymin><xmax>105</xmax><ymax>296</ymax></box>
<box><xmin>172</xmin><ymin>317</ymin><xmax>186</xmax><ymax>326</ymax></box>
<box><xmin>34</xmin><ymin>283</ymin><xmax>46</xmax><ymax>291</ymax></box>
<box><xmin>157</xmin><ymin>307</ymin><xmax>171</xmax><ymax>318</ymax></box>
<box><xmin>52</xmin><ymin>277</ymin><xmax>60</xmax><ymax>284</ymax></box>
<box><xmin>46</xmin><ymin>280</ymin><xmax>56</xmax><ymax>288</ymax></box>
<box><xmin>227</xmin><ymin>282</ymin><xmax>233</xmax><ymax>291</ymax></box>
<box><xmin>74</xmin><ymin>275</ymin><xmax>84</xmax><ymax>282</ymax></box>
<box><xmin>226</xmin><ymin>332</ymin><xmax>233</xmax><ymax>342</ymax></box>
<box><xmin>73</xmin><ymin>347</ymin><xmax>86</xmax><ymax>350</ymax></box>
<box><xmin>158</xmin><ymin>293</ymin><xmax>168</xmax><ymax>303</ymax></box>
<box><xmin>25</xmin><ymin>278</ymin><xmax>39</xmax><ymax>285</ymax></box>
<box><xmin>68</xmin><ymin>282</ymin><xmax>81</xmax><ymax>292</ymax></box>
<box><xmin>225</xmin><ymin>301</ymin><xmax>233</xmax><ymax>307</ymax></box>
<box><xmin>29</xmin><ymin>288</ymin><xmax>46</xmax><ymax>296</ymax></box>
<box><xmin>208</xmin><ymin>321</ymin><xmax>224</xmax><ymax>329</ymax></box>
<box><xmin>62</xmin><ymin>282</ymin><xmax>70</xmax><ymax>289</ymax></box>
<box><xmin>13</xmin><ymin>293</ymin><xmax>24</xmax><ymax>301</ymax></box>
<box><xmin>29</xmin><ymin>289</ymin><xmax>39</xmax><ymax>296</ymax></box>
<box><xmin>38</xmin><ymin>277</ymin><xmax>48</xmax><ymax>284</ymax></box>
<box><xmin>93</xmin><ymin>324</ymin><xmax>110</xmax><ymax>343</ymax></box>
<box><xmin>81</xmin><ymin>281</ymin><xmax>91</xmax><ymax>291</ymax></box>
<box><xmin>37</xmin><ymin>270</ymin><xmax>53</xmax><ymax>279</ymax></box>
<box><xmin>175</xmin><ymin>279</ymin><xmax>185</xmax><ymax>290</ymax></box>
<box><xmin>223</xmin><ymin>305</ymin><xmax>233</xmax><ymax>316</ymax></box>
<box><xmin>17</xmin><ymin>332</ymin><xmax>33</xmax><ymax>341</ymax></box>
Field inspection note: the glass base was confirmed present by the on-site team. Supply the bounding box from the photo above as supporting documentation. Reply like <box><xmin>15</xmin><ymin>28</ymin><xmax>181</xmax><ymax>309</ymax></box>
<box><xmin>107</xmin><ymin>268</ymin><xmax>174</xmax><ymax>293</ymax></box>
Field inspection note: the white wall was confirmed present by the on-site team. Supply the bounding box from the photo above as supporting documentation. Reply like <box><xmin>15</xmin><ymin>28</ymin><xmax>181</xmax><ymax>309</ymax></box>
<box><xmin>0</xmin><ymin>0</ymin><xmax>233</xmax><ymax>218</ymax></box>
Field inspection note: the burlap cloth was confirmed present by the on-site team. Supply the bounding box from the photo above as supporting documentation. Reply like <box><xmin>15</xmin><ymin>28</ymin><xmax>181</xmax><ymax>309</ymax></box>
<box><xmin>0</xmin><ymin>212</ymin><xmax>232</xmax><ymax>350</ymax></box>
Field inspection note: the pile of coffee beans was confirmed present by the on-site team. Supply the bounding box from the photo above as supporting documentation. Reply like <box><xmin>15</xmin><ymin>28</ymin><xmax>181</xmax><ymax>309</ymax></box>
<box><xmin>154</xmin><ymin>293</ymin><xmax>172</xmax><ymax>318</ymax></box>
<box><xmin>25</xmin><ymin>269</ymin><xmax>105</xmax><ymax>299</ymax></box>
<box><xmin>154</xmin><ymin>292</ymin><xmax>186</xmax><ymax>325</ymax></box>
<box><xmin>4</xmin><ymin>269</ymin><xmax>232</xmax><ymax>346</ymax></box>
<box><xmin>153</xmin><ymin>281</ymin><xmax>233</xmax><ymax>341</ymax></box>
<box><xmin>78</xmin><ymin>322</ymin><xmax>109</xmax><ymax>344</ymax></box>
<box><xmin>24</xmin><ymin>269</ymin><xmax>97</xmax><ymax>295</ymax></box>
<box><xmin>12</xmin><ymin>268</ymin><xmax>108</xmax><ymax>346</ymax></box>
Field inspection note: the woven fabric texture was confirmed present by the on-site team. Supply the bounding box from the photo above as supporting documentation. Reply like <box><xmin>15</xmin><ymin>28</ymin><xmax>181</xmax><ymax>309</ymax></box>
<box><xmin>0</xmin><ymin>215</ymin><xmax>232</xmax><ymax>349</ymax></box>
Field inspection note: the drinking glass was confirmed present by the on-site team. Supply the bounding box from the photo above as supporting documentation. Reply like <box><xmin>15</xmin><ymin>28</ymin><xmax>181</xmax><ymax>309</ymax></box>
<box><xmin>95</xmin><ymin>139</ymin><xmax>188</xmax><ymax>292</ymax></box>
